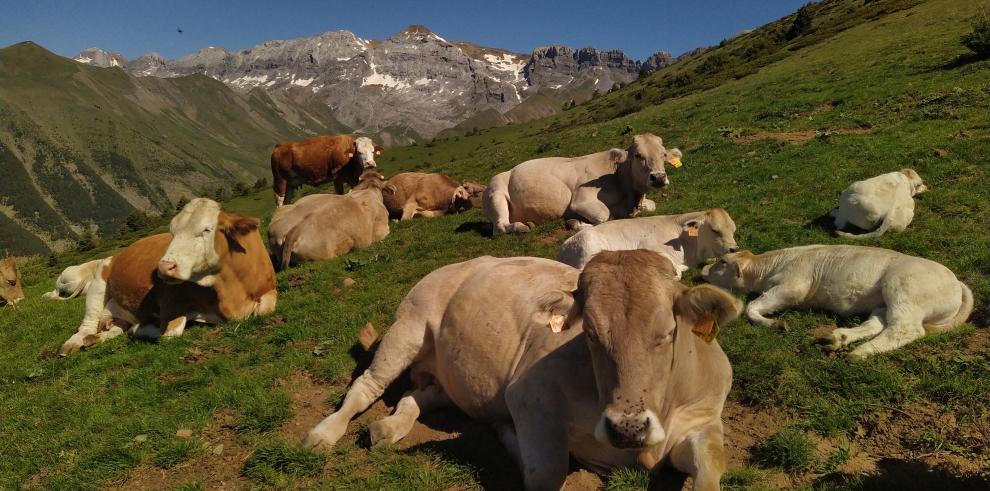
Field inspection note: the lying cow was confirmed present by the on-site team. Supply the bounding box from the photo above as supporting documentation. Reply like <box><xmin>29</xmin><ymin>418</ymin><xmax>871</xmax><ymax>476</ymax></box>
<box><xmin>1</xmin><ymin>258</ymin><xmax>24</xmax><ymax>306</ymax></box>
<box><xmin>382</xmin><ymin>172</ymin><xmax>486</xmax><ymax>220</ymax></box>
<box><xmin>831</xmin><ymin>168</ymin><xmax>927</xmax><ymax>239</ymax></box>
<box><xmin>483</xmin><ymin>134</ymin><xmax>682</xmax><ymax>236</ymax></box>
<box><xmin>558</xmin><ymin>208</ymin><xmax>739</xmax><ymax>275</ymax></box>
<box><xmin>43</xmin><ymin>258</ymin><xmax>106</xmax><ymax>300</ymax></box>
<box><xmin>268</xmin><ymin>172</ymin><xmax>389</xmax><ymax>270</ymax></box>
<box><xmin>304</xmin><ymin>250</ymin><xmax>742</xmax><ymax>490</ymax></box>
<box><xmin>702</xmin><ymin>245</ymin><xmax>973</xmax><ymax>359</ymax></box>
<box><xmin>271</xmin><ymin>134</ymin><xmax>384</xmax><ymax>206</ymax></box>
<box><xmin>59</xmin><ymin>199</ymin><xmax>277</xmax><ymax>356</ymax></box>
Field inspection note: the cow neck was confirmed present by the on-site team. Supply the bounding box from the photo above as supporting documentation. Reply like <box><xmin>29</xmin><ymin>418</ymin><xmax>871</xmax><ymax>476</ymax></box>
<box><xmin>615</xmin><ymin>159</ymin><xmax>647</xmax><ymax>205</ymax></box>
<box><xmin>350</xmin><ymin>187</ymin><xmax>384</xmax><ymax>204</ymax></box>
<box><xmin>210</xmin><ymin>235</ymin><xmax>256</xmax><ymax>319</ymax></box>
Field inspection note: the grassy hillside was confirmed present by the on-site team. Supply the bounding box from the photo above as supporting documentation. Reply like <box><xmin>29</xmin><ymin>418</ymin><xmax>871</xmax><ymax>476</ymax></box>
<box><xmin>0</xmin><ymin>42</ymin><xmax>349</xmax><ymax>256</ymax></box>
<box><xmin>1</xmin><ymin>0</ymin><xmax>989</xmax><ymax>489</ymax></box>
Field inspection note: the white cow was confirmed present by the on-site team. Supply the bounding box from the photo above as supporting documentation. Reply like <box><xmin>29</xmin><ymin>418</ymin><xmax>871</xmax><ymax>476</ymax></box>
<box><xmin>702</xmin><ymin>245</ymin><xmax>973</xmax><ymax>359</ymax></box>
<box><xmin>44</xmin><ymin>258</ymin><xmax>107</xmax><ymax>300</ymax></box>
<box><xmin>557</xmin><ymin>208</ymin><xmax>739</xmax><ymax>275</ymax></box>
<box><xmin>831</xmin><ymin>169</ymin><xmax>927</xmax><ymax>239</ymax></box>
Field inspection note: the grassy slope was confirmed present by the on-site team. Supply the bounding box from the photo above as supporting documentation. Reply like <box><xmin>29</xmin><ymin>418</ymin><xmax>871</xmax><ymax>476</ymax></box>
<box><xmin>1</xmin><ymin>0</ymin><xmax>989</xmax><ymax>489</ymax></box>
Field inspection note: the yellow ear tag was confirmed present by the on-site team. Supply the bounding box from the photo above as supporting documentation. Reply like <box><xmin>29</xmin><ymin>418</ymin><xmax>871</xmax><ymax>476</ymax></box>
<box><xmin>669</xmin><ymin>158</ymin><xmax>683</xmax><ymax>169</ymax></box>
<box><xmin>692</xmin><ymin>316</ymin><xmax>719</xmax><ymax>343</ymax></box>
<box><xmin>687</xmin><ymin>225</ymin><xmax>699</xmax><ymax>237</ymax></box>
<box><xmin>548</xmin><ymin>314</ymin><xmax>567</xmax><ymax>333</ymax></box>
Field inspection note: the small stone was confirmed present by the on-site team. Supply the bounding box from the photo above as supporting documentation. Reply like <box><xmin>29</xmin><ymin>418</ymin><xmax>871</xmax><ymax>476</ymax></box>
<box><xmin>134</xmin><ymin>434</ymin><xmax>148</xmax><ymax>443</ymax></box>
<box><xmin>343</xmin><ymin>277</ymin><xmax>355</xmax><ymax>287</ymax></box>
<box><xmin>771</xmin><ymin>175</ymin><xmax>779</xmax><ymax>180</ymax></box>
<box><xmin>933</xmin><ymin>148</ymin><xmax>950</xmax><ymax>158</ymax></box>
<box><xmin>212</xmin><ymin>444</ymin><xmax>224</xmax><ymax>455</ymax></box>
<box><xmin>176</xmin><ymin>429</ymin><xmax>193</xmax><ymax>439</ymax></box>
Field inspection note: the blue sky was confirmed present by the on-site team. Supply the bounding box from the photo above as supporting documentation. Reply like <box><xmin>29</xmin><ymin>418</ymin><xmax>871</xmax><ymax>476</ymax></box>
<box><xmin>0</xmin><ymin>0</ymin><xmax>810</xmax><ymax>61</ymax></box>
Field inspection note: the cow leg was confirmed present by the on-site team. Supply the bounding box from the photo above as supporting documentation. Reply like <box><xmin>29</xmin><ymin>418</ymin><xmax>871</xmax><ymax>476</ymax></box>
<box><xmin>284</xmin><ymin>185</ymin><xmax>297</xmax><ymax>205</ymax></box>
<box><xmin>304</xmin><ymin>313</ymin><xmax>434</xmax><ymax>449</ymax></box>
<box><xmin>569</xmin><ymin>197</ymin><xmax>611</xmax><ymax>226</ymax></box>
<box><xmin>848</xmin><ymin>306</ymin><xmax>925</xmax><ymax>359</ymax></box>
<box><xmin>668</xmin><ymin>423</ymin><xmax>726</xmax><ymax>491</ymax></box>
<box><xmin>416</xmin><ymin>210</ymin><xmax>444</xmax><ymax>218</ymax></box>
<box><xmin>162</xmin><ymin>316</ymin><xmax>188</xmax><ymax>338</ymax></box>
<box><xmin>505</xmin><ymin>383</ymin><xmax>568</xmax><ymax>490</ymax></box>
<box><xmin>59</xmin><ymin>261</ymin><xmax>111</xmax><ymax>356</ymax></box>
<box><xmin>369</xmin><ymin>385</ymin><xmax>450</xmax><ymax>445</ymax></box>
<box><xmin>334</xmin><ymin>178</ymin><xmax>345</xmax><ymax>195</ymax></box>
<box><xmin>745</xmin><ymin>285</ymin><xmax>804</xmax><ymax>330</ymax></box>
<box><xmin>484</xmin><ymin>189</ymin><xmax>530</xmax><ymax>235</ymax></box>
<box><xmin>401</xmin><ymin>203</ymin><xmax>419</xmax><ymax>221</ymax></box>
<box><xmin>818</xmin><ymin>309</ymin><xmax>886</xmax><ymax>351</ymax></box>
<box><xmin>637</xmin><ymin>197</ymin><xmax>656</xmax><ymax>214</ymax></box>
<box><xmin>273</xmin><ymin>177</ymin><xmax>288</xmax><ymax>207</ymax></box>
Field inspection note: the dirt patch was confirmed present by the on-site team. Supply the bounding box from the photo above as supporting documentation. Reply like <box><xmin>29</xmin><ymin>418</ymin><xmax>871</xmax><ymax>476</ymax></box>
<box><xmin>731</xmin><ymin>127</ymin><xmax>873</xmax><ymax>145</ymax></box>
<box><xmin>536</xmin><ymin>226</ymin><xmax>575</xmax><ymax>247</ymax></box>
<box><xmin>276</xmin><ymin>371</ymin><xmax>335</xmax><ymax>442</ymax></box>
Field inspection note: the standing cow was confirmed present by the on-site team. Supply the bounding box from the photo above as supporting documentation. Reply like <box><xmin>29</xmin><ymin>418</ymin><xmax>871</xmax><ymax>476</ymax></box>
<box><xmin>271</xmin><ymin>134</ymin><xmax>384</xmax><ymax>206</ymax></box>
<box><xmin>268</xmin><ymin>172</ymin><xmax>390</xmax><ymax>270</ymax></box>
<box><xmin>1</xmin><ymin>258</ymin><xmax>24</xmax><ymax>306</ymax></box>
<box><xmin>305</xmin><ymin>250</ymin><xmax>741</xmax><ymax>490</ymax></box>
<box><xmin>382</xmin><ymin>172</ymin><xmax>486</xmax><ymax>220</ymax></box>
<box><xmin>483</xmin><ymin>134</ymin><xmax>681</xmax><ymax>236</ymax></box>
<box><xmin>58</xmin><ymin>199</ymin><xmax>278</xmax><ymax>356</ymax></box>
<box><xmin>558</xmin><ymin>208</ymin><xmax>739</xmax><ymax>273</ymax></box>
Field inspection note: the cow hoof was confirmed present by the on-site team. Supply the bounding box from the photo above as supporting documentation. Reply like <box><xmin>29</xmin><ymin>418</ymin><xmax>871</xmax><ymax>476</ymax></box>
<box><xmin>58</xmin><ymin>342</ymin><xmax>80</xmax><ymax>357</ymax></box>
<box><xmin>303</xmin><ymin>426</ymin><xmax>345</xmax><ymax>450</ymax></box>
<box><xmin>772</xmin><ymin>320</ymin><xmax>790</xmax><ymax>332</ymax></box>
<box><xmin>510</xmin><ymin>222</ymin><xmax>531</xmax><ymax>234</ymax></box>
<box><xmin>846</xmin><ymin>350</ymin><xmax>868</xmax><ymax>361</ymax></box>
<box><xmin>368</xmin><ymin>419</ymin><xmax>404</xmax><ymax>446</ymax></box>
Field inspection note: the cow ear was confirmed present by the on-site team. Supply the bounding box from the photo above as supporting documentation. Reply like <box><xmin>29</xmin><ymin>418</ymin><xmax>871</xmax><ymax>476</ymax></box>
<box><xmin>453</xmin><ymin>186</ymin><xmax>470</xmax><ymax>200</ymax></box>
<box><xmin>346</xmin><ymin>152</ymin><xmax>355</xmax><ymax>159</ymax></box>
<box><xmin>607</xmin><ymin>148</ymin><xmax>627</xmax><ymax>164</ymax></box>
<box><xmin>383</xmin><ymin>184</ymin><xmax>396</xmax><ymax>196</ymax></box>
<box><xmin>676</xmin><ymin>284</ymin><xmax>742</xmax><ymax>342</ymax></box>
<box><xmin>534</xmin><ymin>289</ymin><xmax>582</xmax><ymax>333</ymax></box>
<box><xmin>222</xmin><ymin>213</ymin><xmax>260</xmax><ymax>235</ymax></box>
<box><xmin>683</xmin><ymin>219</ymin><xmax>703</xmax><ymax>237</ymax></box>
<box><xmin>374</xmin><ymin>145</ymin><xmax>384</xmax><ymax>155</ymax></box>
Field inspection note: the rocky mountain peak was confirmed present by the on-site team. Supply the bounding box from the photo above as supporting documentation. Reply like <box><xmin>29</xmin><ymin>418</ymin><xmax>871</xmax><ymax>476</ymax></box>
<box><xmin>73</xmin><ymin>47</ymin><xmax>126</xmax><ymax>68</ymax></box>
<box><xmin>391</xmin><ymin>24</ymin><xmax>448</xmax><ymax>44</ymax></box>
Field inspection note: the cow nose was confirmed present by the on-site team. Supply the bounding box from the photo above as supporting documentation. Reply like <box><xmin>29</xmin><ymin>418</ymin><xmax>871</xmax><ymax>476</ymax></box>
<box><xmin>363</xmin><ymin>160</ymin><xmax>376</xmax><ymax>169</ymax></box>
<box><xmin>602</xmin><ymin>414</ymin><xmax>651</xmax><ymax>448</ymax></box>
<box><xmin>649</xmin><ymin>172</ymin><xmax>668</xmax><ymax>187</ymax></box>
<box><xmin>158</xmin><ymin>260</ymin><xmax>179</xmax><ymax>278</ymax></box>
<box><xmin>729</xmin><ymin>246</ymin><xmax>740</xmax><ymax>253</ymax></box>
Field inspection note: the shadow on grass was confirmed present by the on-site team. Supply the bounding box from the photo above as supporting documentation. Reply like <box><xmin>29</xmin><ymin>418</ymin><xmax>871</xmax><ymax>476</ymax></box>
<box><xmin>815</xmin><ymin>458</ymin><xmax>990</xmax><ymax>490</ymax></box>
<box><xmin>931</xmin><ymin>53</ymin><xmax>989</xmax><ymax>72</ymax></box>
<box><xmin>454</xmin><ymin>221</ymin><xmax>492</xmax><ymax>237</ymax></box>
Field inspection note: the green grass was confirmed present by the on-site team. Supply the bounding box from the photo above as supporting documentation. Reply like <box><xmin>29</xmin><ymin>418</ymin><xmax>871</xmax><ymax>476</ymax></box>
<box><xmin>2</xmin><ymin>0</ymin><xmax>990</xmax><ymax>488</ymax></box>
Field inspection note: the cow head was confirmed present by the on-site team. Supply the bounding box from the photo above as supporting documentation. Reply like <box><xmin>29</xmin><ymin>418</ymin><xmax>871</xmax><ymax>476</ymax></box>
<box><xmin>899</xmin><ymin>168</ymin><xmax>927</xmax><ymax>195</ymax></box>
<box><xmin>157</xmin><ymin>198</ymin><xmax>260</xmax><ymax>286</ymax></box>
<box><xmin>546</xmin><ymin>250</ymin><xmax>740</xmax><ymax>449</ymax></box>
<box><xmin>683</xmin><ymin>208</ymin><xmax>740</xmax><ymax>261</ymax></box>
<box><xmin>0</xmin><ymin>258</ymin><xmax>24</xmax><ymax>306</ymax></box>
<box><xmin>616</xmin><ymin>134</ymin><xmax>672</xmax><ymax>191</ymax></box>
<box><xmin>350</xmin><ymin>137</ymin><xmax>383</xmax><ymax>169</ymax></box>
<box><xmin>450</xmin><ymin>182</ymin><xmax>486</xmax><ymax>213</ymax></box>
<box><xmin>701</xmin><ymin>250</ymin><xmax>756</xmax><ymax>291</ymax></box>
<box><xmin>353</xmin><ymin>171</ymin><xmax>387</xmax><ymax>191</ymax></box>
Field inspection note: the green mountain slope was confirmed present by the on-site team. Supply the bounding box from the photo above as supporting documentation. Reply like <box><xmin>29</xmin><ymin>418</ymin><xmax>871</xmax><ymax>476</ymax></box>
<box><xmin>1</xmin><ymin>0</ymin><xmax>989</xmax><ymax>489</ymax></box>
<box><xmin>0</xmin><ymin>42</ymin><xmax>349</xmax><ymax>255</ymax></box>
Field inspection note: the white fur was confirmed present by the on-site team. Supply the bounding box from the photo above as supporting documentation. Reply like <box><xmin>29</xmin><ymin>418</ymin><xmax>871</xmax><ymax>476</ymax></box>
<box><xmin>354</xmin><ymin>136</ymin><xmax>378</xmax><ymax>168</ymax></box>
<box><xmin>832</xmin><ymin>170</ymin><xmax>926</xmax><ymax>238</ymax></box>
<box><xmin>159</xmin><ymin>198</ymin><xmax>222</xmax><ymax>284</ymax></box>
<box><xmin>43</xmin><ymin>258</ymin><xmax>106</xmax><ymax>300</ymax></box>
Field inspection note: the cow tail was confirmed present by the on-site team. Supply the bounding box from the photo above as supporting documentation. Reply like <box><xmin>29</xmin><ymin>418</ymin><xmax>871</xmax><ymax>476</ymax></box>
<box><xmin>927</xmin><ymin>282</ymin><xmax>974</xmax><ymax>332</ymax></box>
<box><xmin>835</xmin><ymin>213</ymin><xmax>893</xmax><ymax>239</ymax></box>
<box><xmin>280</xmin><ymin>226</ymin><xmax>303</xmax><ymax>271</ymax></box>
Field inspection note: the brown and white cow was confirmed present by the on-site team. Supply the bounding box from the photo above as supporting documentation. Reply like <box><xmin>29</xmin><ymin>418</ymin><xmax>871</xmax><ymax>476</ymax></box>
<box><xmin>268</xmin><ymin>172</ymin><xmax>390</xmax><ymax>270</ymax></box>
<box><xmin>1</xmin><ymin>258</ymin><xmax>25</xmax><ymax>306</ymax></box>
<box><xmin>381</xmin><ymin>172</ymin><xmax>486</xmax><ymax>220</ymax></box>
<box><xmin>58</xmin><ymin>198</ymin><xmax>277</xmax><ymax>355</ymax></box>
<box><xmin>271</xmin><ymin>134</ymin><xmax>384</xmax><ymax>206</ymax></box>
<box><xmin>304</xmin><ymin>250</ymin><xmax>741</xmax><ymax>490</ymax></box>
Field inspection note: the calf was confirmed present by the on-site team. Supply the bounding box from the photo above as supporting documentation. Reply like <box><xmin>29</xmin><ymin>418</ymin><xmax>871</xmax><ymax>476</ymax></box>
<box><xmin>558</xmin><ymin>208</ymin><xmax>739</xmax><ymax>274</ymax></box>
<box><xmin>831</xmin><ymin>168</ymin><xmax>927</xmax><ymax>239</ymax></box>
<box><xmin>702</xmin><ymin>245</ymin><xmax>973</xmax><ymax>358</ymax></box>
<box><xmin>59</xmin><ymin>199</ymin><xmax>277</xmax><ymax>355</ymax></box>
<box><xmin>305</xmin><ymin>250</ymin><xmax>741</xmax><ymax>490</ymax></box>
<box><xmin>269</xmin><ymin>172</ymin><xmax>389</xmax><ymax>270</ymax></box>
<box><xmin>1</xmin><ymin>258</ymin><xmax>24</xmax><ymax>306</ymax></box>
<box><xmin>382</xmin><ymin>172</ymin><xmax>486</xmax><ymax>220</ymax></box>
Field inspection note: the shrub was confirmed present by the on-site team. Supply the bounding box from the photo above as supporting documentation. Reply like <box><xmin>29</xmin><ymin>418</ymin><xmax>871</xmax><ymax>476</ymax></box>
<box><xmin>756</xmin><ymin>427</ymin><xmax>815</xmax><ymax>472</ymax></box>
<box><xmin>786</xmin><ymin>4</ymin><xmax>815</xmax><ymax>40</ymax></box>
<box><xmin>962</xmin><ymin>15</ymin><xmax>990</xmax><ymax>58</ymax></box>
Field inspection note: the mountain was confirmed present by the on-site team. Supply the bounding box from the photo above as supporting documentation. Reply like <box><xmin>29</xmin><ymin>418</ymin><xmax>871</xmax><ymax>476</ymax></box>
<box><xmin>0</xmin><ymin>42</ymin><xmax>348</xmax><ymax>255</ymax></box>
<box><xmin>72</xmin><ymin>47</ymin><xmax>126</xmax><ymax>68</ymax></box>
<box><xmin>99</xmin><ymin>26</ymin><xmax>672</xmax><ymax>142</ymax></box>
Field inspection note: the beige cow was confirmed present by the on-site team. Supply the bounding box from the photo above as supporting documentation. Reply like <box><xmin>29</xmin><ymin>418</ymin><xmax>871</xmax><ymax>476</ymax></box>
<box><xmin>831</xmin><ymin>169</ymin><xmax>927</xmax><ymax>239</ymax></box>
<box><xmin>1</xmin><ymin>258</ymin><xmax>24</xmax><ymax>306</ymax></box>
<box><xmin>483</xmin><ymin>134</ymin><xmax>681</xmax><ymax>236</ymax></box>
<box><xmin>304</xmin><ymin>250</ymin><xmax>741</xmax><ymax>490</ymax></box>
<box><xmin>44</xmin><ymin>258</ymin><xmax>106</xmax><ymax>300</ymax></box>
<box><xmin>702</xmin><ymin>245</ymin><xmax>973</xmax><ymax>359</ymax></box>
<box><xmin>268</xmin><ymin>172</ymin><xmax>389</xmax><ymax>270</ymax></box>
<box><xmin>558</xmin><ymin>208</ymin><xmax>739</xmax><ymax>274</ymax></box>
<box><xmin>382</xmin><ymin>172</ymin><xmax>486</xmax><ymax>220</ymax></box>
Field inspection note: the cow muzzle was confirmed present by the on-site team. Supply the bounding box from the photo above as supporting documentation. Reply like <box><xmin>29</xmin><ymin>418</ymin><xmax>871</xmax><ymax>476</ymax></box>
<box><xmin>362</xmin><ymin>159</ymin><xmax>377</xmax><ymax>169</ymax></box>
<box><xmin>595</xmin><ymin>409</ymin><xmax>665</xmax><ymax>449</ymax></box>
<box><xmin>649</xmin><ymin>172</ymin><xmax>669</xmax><ymax>188</ymax></box>
<box><xmin>157</xmin><ymin>260</ymin><xmax>183</xmax><ymax>283</ymax></box>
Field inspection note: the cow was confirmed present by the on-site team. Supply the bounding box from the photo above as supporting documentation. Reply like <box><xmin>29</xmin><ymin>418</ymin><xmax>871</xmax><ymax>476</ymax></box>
<box><xmin>268</xmin><ymin>172</ymin><xmax>389</xmax><ymax>270</ymax></box>
<box><xmin>702</xmin><ymin>245</ymin><xmax>973</xmax><ymax>359</ymax></box>
<box><xmin>483</xmin><ymin>134</ymin><xmax>682</xmax><ymax>236</ymax></box>
<box><xmin>43</xmin><ymin>258</ymin><xmax>106</xmax><ymax>300</ymax></box>
<box><xmin>1</xmin><ymin>258</ymin><xmax>24</xmax><ymax>306</ymax></box>
<box><xmin>304</xmin><ymin>250</ymin><xmax>742</xmax><ymax>490</ymax></box>
<box><xmin>831</xmin><ymin>168</ymin><xmax>927</xmax><ymax>239</ymax></box>
<box><xmin>271</xmin><ymin>134</ymin><xmax>384</xmax><ymax>207</ymax></box>
<box><xmin>558</xmin><ymin>208</ymin><xmax>739</xmax><ymax>275</ymax></box>
<box><xmin>381</xmin><ymin>172</ymin><xmax>486</xmax><ymax>220</ymax></box>
<box><xmin>58</xmin><ymin>198</ymin><xmax>277</xmax><ymax>356</ymax></box>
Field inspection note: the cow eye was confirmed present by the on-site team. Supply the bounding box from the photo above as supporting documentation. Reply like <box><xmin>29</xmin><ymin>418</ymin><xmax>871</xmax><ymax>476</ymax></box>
<box><xmin>7</xmin><ymin>279</ymin><xmax>15</xmax><ymax>286</ymax></box>
<box><xmin>655</xmin><ymin>332</ymin><xmax>674</xmax><ymax>346</ymax></box>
